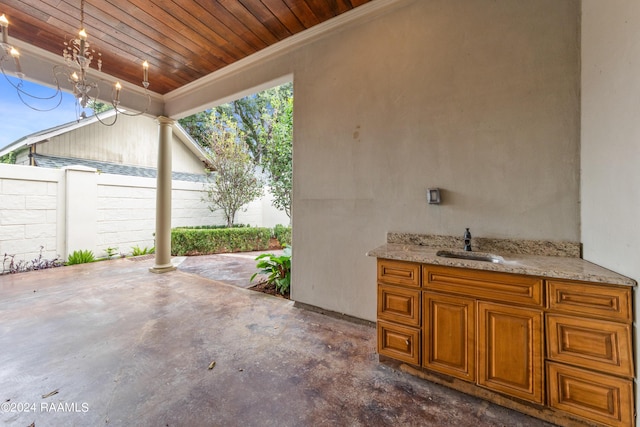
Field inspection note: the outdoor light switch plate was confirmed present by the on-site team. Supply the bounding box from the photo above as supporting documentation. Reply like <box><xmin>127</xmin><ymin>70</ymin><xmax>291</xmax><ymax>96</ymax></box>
<box><xmin>427</xmin><ymin>188</ymin><xmax>441</xmax><ymax>204</ymax></box>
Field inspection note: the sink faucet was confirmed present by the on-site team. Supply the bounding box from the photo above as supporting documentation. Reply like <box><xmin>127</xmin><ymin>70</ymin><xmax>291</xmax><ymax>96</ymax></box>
<box><xmin>463</xmin><ymin>228</ymin><xmax>472</xmax><ymax>251</ymax></box>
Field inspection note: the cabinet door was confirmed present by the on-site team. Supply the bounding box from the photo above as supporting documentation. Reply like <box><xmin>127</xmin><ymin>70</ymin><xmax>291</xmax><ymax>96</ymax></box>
<box><xmin>478</xmin><ymin>302</ymin><xmax>544</xmax><ymax>404</ymax></box>
<box><xmin>423</xmin><ymin>293</ymin><xmax>475</xmax><ymax>382</ymax></box>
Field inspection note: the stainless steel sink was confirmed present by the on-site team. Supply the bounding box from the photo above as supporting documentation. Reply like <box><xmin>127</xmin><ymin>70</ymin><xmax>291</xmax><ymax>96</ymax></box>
<box><xmin>436</xmin><ymin>250</ymin><xmax>504</xmax><ymax>264</ymax></box>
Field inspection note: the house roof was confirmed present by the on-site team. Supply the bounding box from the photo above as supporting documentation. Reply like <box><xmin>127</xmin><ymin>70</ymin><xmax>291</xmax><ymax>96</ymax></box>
<box><xmin>0</xmin><ymin>110</ymin><xmax>118</xmax><ymax>157</ymax></box>
<box><xmin>33</xmin><ymin>154</ymin><xmax>206</xmax><ymax>183</ymax></box>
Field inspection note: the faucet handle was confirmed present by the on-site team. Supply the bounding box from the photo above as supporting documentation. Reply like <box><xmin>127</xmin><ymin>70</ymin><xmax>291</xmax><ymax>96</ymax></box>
<box><xmin>463</xmin><ymin>228</ymin><xmax>472</xmax><ymax>251</ymax></box>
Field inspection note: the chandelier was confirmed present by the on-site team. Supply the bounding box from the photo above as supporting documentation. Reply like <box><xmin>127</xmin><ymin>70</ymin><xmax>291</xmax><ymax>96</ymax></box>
<box><xmin>0</xmin><ymin>0</ymin><xmax>151</xmax><ymax>126</ymax></box>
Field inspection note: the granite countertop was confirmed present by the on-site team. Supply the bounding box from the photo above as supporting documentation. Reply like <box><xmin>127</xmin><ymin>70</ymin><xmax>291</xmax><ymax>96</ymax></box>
<box><xmin>367</xmin><ymin>234</ymin><xmax>636</xmax><ymax>287</ymax></box>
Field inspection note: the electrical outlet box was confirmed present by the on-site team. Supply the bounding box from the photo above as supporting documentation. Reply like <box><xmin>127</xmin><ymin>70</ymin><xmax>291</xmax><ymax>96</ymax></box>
<box><xmin>427</xmin><ymin>188</ymin><xmax>441</xmax><ymax>204</ymax></box>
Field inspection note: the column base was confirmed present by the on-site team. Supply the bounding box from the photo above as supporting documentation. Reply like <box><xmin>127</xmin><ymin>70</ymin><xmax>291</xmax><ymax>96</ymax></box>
<box><xmin>149</xmin><ymin>264</ymin><xmax>177</xmax><ymax>274</ymax></box>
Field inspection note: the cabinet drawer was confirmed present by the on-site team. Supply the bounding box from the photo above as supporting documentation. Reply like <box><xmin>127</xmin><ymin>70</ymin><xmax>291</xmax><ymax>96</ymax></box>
<box><xmin>546</xmin><ymin>314</ymin><xmax>633</xmax><ymax>378</ymax></box>
<box><xmin>377</xmin><ymin>320</ymin><xmax>420</xmax><ymax>365</ymax></box>
<box><xmin>547</xmin><ymin>280</ymin><xmax>632</xmax><ymax>322</ymax></box>
<box><xmin>378</xmin><ymin>259</ymin><xmax>421</xmax><ymax>287</ymax></box>
<box><xmin>547</xmin><ymin>362</ymin><xmax>634</xmax><ymax>427</ymax></box>
<box><xmin>424</xmin><ymin>265</ymin><xmax>543</xmax><ymax>307</ymax></box>
<box><xmin>377</xmin><ymin>284</ymin><xmax>421</xmax><ymax>327</ymax></box>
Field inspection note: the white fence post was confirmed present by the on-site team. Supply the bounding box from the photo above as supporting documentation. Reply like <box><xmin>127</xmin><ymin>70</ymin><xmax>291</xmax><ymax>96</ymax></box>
<box><xmin>63</xmin><ymin>166</ymin><xmax>97</xmax><ymax>259</ymax></box>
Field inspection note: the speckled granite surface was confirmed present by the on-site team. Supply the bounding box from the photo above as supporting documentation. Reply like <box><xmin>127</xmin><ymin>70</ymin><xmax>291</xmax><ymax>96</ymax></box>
<box><xmin>387</xmin><ymin>232</ymin><xmax>581</xmax><ymax>257</ymax></box>
<box><xmin>368</xmin><ymin>234</ymin><xmax>636</xmax><ymax>286</ymax></box>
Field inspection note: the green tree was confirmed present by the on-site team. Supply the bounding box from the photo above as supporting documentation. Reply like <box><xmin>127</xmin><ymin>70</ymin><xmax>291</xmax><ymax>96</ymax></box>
<box><xmin>203</xmin><ymin>114</ymin><xmax>263</xmax><ymax>227</ymax></box>
<box><xmin>179</xmin><ymin>82</ymin><xmax>293</xmax><ymax>219</ymax></box>
<box><xmin>261</xmin><ymin>96</ymin><xmax>292</xmax><ymax>218</ymax></box>
<box><xmin>179</xmin><ymin>110</ymin><xmax>216</xmax><ymax>146</ymax></box>
<box><xmin>0</xmin><ymin>151</ymin><xmax>16</xmax><ymax>164</ymax></box>
<box><xmin>88</xmin><ymin>100</ymin><xmax>113</xmax><ymax>114</ymax></box>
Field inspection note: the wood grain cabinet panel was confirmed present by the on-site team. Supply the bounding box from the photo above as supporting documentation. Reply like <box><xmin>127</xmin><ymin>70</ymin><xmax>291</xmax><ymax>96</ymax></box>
<box><xmin>377</xmin><ymin>284</ymin><xmax>421</xmax><ymax>327</ymax></box>
<box><xmin>377</xmin><ymin>320</ymin><xmax>420</xmax><ymax>365</ymax></box>
<box><xmin>375</xmin><ymin>259</ymin><xmax>635</xmax><ymax>427</ymax></box>
<box><xmin>478</xmin><ymin>301</ymin><xmax>544</xmax><ymax>404</ymax></box>
<box><xmin>547</xmin><ymin>314</ymin><xmax>634</xmax><ymax>378</ymax></box>
<box><xmin>547</xmin><ymin>362</ymin><xmax>634</xmax><ymax>427</ymax></box>
<box><xmin>547</xmin><ymin>280</ymin><xmax>632</xmax><ymax>322</ymax></box>
<box><xmin>377</xmin><ymin>259</ymin><xmax>421</xmax><ymax>288</ymax></box>
<box><xmin>423</xmin><ymin>292</ymin><xmax>475</xmax><ymax>382</ymax></box>
<box><xmin>424</xmin><ymin>266</ymin><xmax>543</xmax><ymax>307</ymax></box>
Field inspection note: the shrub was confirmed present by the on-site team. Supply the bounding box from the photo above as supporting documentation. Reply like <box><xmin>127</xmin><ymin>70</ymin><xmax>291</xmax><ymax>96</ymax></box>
<box><xmin>179</xmin><ymin>224</ymin><xmax>250</xmax><ymax>230</ymax></box>
<box><xmin>171</xmin><ymin>227</ymin><xmax>271</xmax><ymax>256</ymax></box>
<box><xmin>273</xmin><ymin>224</ymin><xmax>291</xmax><ymax>246</ymax></box>
<box><xmin>67</xmin><ymin>250</ymin><xmax>95</xmax><ymax>265</ymax></box>
<box><xmin>250</xmin><ymin>246</ymin><xmax>292</xmax><ymax>295</ymax></box>
<box><xmin>131</xmin><ymin>245</ymin><xmax>155</xmax><ymax>256</ymax></box>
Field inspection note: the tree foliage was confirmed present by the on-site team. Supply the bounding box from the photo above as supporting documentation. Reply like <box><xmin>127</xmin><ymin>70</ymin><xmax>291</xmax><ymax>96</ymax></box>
<box><xmin>261</xmin><ymin>95</ymin><xmax>292</xmax><ymax>217</ymax></box>
<box><xmin>203</xmin><ymin>113</ymin><xmax>263</xmax><ymax>227</ymax></box>
<box><xmin>0</xmin><ymin>151</ymin><xmax>16</xmax><ymax>164</ymax></box>
<box><xmin>179</xmin><ymin>82</ymin><xmax>293</xmax><ymax>220</ymax></box>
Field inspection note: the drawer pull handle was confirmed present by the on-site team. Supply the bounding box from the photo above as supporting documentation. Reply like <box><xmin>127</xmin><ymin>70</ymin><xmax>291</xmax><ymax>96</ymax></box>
<box><xmin>405</xmin><ymin>339</ymin><xmax>410</xmax><ymax>346</ymax></box>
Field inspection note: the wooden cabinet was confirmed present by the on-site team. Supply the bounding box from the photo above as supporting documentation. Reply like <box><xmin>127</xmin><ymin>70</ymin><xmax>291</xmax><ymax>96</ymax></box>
<box><xmin>477</xmin><ymin>302</ymin><xmax>544</xmax><ymax>404</ymax></box>
<box><xmin>375</xmin><ymin>258</ymin><xmax>635</xmax><ymax>427</ymax></box>
<box><xmin>423</xmin><ymin>266</ymin><xmax>544</xmax><ymax>404</ymax></box>
<box><xmin>546</xmin><ymin>279</ymin><xmax>634</xmax><ymax>427</ymax></box>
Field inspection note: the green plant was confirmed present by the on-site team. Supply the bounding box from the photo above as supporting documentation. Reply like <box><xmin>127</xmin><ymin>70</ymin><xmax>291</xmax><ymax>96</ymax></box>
<box><xmin>105</xmin><ymin>247</ymin><xmax>119</xmax><ymax>259</ymax></box>
<box><xmin>67</xmin><ymin>250</ymin><xmax>95</xmax><ymax>265</ymax></box>
<box><xmin>171</xmin><ymin>227</ymin><xmax>271</xmax><ymax>256</ymax></box>
<box><xmin>272</xmin><ymin>224</ymin><xmax>291</xmax><ymax>246</ymax></box>
<box><xmin>250</xmin><ymin>246</ymin><xmax>292</xmax><ymax>295</ymax></box>
<box><xmin>131</xmin><ymin>245</ymin><xmax>155</xmax><ymax>256</ymax></box>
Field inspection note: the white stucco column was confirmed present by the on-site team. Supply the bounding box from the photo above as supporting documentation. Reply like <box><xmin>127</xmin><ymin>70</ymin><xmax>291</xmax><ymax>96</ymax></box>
<box><xmin>150</xmin><ymin>116</ymin><xmax>176</xmax><ymax>273</ymax></box>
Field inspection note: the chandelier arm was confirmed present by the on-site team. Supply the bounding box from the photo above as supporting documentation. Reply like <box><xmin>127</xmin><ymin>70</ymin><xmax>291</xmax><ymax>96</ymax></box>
<box><xmin>1</xmin><ymin>63</ymin><xmax>64</xmax><ymax>111</ymax></box>
<box><xmin>16</xmin><ymin>89</ymin><xmax>63</xmax><ymax>112</ymax></box>
<box><xmin>114</xmin><ymin>92</ymin><xmax>152</xmax><ymax>117</ymax></box>
<box><xmin>92</xmin><ymin>110</ymin><xmax>118</xmax><ymax>126</ymax></box>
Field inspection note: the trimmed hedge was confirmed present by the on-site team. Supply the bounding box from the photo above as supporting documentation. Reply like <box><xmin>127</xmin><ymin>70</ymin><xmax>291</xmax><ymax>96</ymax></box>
<box><xmin>172</xmin><ymin>227</ymin><xmax>271</xmax><ymax>256</ymax></box>
<box><xmin>273</xmin><ymin>224</ymin><xmax>291</xmax><ymax>246</ymax></box>
<box><xmin>178</xmin><ymin>224</ymin><xmax>250</xmax><ymax>230</ymax></box>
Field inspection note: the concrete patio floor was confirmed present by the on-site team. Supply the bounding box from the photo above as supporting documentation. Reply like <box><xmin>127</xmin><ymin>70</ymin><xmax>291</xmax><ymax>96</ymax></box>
<box><xmin>0</xmin><ymin>257</ymin><xmax>558</xmax><ymax>427</ymax></box>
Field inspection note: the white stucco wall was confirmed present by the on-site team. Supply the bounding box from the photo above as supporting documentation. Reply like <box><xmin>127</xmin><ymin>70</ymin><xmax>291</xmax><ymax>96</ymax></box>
<box><xmin>0</xmin><ymin>164</ymin><xmax>59</xmax><ymax>264</ymax></box>
<box><xmin>581</xmin><ymin>1</ymin><xmax>640</xmax><ymax>421</ymax></box>
<box><xmin>0</xmin><ymin>164</ymin><xmax>282</xmax><ymax>268</ymax></box>
<box><xmin>170</xmin><ymin>0</ymin><xmax>581</xmax><ymax>321</ymax></box>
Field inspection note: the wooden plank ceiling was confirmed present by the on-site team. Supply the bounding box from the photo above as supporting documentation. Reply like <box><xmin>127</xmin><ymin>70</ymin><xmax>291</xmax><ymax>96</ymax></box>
<box><xmin>0</xmin><ymin>0</ymin><xmax>372</xmax><ymax>95</ymax></box>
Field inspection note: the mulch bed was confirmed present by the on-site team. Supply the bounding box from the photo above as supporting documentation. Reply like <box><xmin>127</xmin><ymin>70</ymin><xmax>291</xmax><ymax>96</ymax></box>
<box><xmin>249</xmin><ymin>280</ymin><xmax>290</xmax><ymax>299</ymax></box>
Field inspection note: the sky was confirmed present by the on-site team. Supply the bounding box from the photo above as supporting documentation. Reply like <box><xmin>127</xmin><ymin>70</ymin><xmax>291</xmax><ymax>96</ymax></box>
<box><xmin>0</xmin><ymin>76</ymin><xmax>79</xmax><ymax>150</ymax></box>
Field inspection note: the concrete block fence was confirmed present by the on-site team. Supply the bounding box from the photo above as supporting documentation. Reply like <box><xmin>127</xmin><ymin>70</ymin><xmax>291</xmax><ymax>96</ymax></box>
<box><xmin>0</xmin><ymin>163</ymin><xmax>288</xmax><ymax>269</ymax></box>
